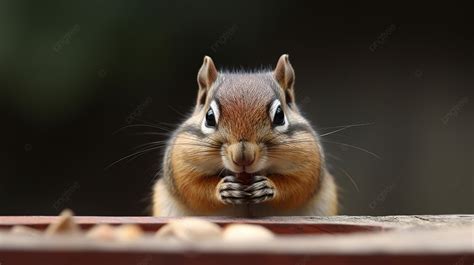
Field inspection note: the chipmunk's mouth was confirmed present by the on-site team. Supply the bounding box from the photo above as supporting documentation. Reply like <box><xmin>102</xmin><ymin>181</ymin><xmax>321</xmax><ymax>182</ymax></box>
<box><xmin>218</xmin><ymin>167</ymin><xmax>260</xmax><ymax>178</ymax></box>
<box><xmin>220</xmin><ymin>161</ymin><xmax>263</xmax><ymax>175</ymax></box>
<box><xmin>221</xmin><ymin>152</ymin><xmax>267</xmax><ymax>175</ymax></box>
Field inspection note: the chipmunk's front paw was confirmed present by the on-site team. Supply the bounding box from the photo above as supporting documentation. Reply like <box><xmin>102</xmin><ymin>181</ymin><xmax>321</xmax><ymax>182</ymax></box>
<box><xmin>217</xmin><ymin>175</ymin><xmax>249</xmax><ymax>205</ymax></box>
<box><xmin>245</xmin><ymin>176</ymin><xmax>275</xmax><ymax>204</ymax></box>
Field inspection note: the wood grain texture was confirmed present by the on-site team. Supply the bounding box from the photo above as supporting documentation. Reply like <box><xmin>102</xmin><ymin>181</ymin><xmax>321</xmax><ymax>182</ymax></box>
<box><xmin>0</xmin><ymin>215</ymin><xmax>472</xmax><ymax>265</ymax></box>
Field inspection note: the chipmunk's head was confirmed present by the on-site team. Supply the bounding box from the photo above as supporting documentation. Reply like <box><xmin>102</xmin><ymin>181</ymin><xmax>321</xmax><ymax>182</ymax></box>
<box><xmin>179</xmin><ymin>55</ymin><xmax>321</xmax><ymax>177</ymax></box>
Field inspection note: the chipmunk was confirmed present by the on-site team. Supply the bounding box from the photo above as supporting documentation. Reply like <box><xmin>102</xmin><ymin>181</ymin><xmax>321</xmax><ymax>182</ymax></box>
<box><xmin>152</xmin><ymin>54</ymin><xmax>338</xmax><ymax>217</ymax></box>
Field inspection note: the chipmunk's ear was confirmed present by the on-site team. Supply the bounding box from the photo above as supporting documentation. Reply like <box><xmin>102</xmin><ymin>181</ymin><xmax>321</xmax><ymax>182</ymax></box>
<box><xmin>273</xmin><ymin>54</ymin><xmax>295</xmax><ymax>104</ymax></box>
<box><xmin>196</xmin><ymin>56</ymin><xmax>218</xmax><ymax>106</ymax></box>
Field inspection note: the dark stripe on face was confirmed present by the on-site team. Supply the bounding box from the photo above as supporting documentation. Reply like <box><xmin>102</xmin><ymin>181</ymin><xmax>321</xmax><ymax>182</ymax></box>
<box><xmin>269</xmin><ymin>77</ymin><xmax>283</xmax><ymax>99</ymax></box>
<box><xmin>179</xmin><ymin>124</ymin><xmax>206</xmax><ymax>138</ymax></box>
<box><xmin>265</xmin><ymin>122</ymin><xmax>314</xmax><ymax>147</ymax></box>
<box><xmin>210</xmin><ymin>78</ymin><xmax>224</xmax><ymax>101</ymax></box>
<box><xmin>285</xmin><ymin>122</ymin><xmax>313</xmax><ymax>136</ymax></box>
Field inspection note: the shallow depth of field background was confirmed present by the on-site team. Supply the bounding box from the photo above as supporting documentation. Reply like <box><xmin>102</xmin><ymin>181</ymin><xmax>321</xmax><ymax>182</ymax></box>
<box><xmin>1</xmin><ymin>1</ymin><xmax>472</xmax><ymax>215</ymax></box>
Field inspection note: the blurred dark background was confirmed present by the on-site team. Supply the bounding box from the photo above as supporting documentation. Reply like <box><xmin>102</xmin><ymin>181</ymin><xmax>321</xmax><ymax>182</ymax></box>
<box><xmin>1</xmin><ymin>1</ymin><xmax>472</xmax><ymax>216</ymax></box>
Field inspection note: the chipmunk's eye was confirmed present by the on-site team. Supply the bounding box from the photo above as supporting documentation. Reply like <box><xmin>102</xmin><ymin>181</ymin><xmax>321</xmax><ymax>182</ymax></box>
<box><xmin>205</xmin><ymin>108</ymin><xmax>216</xmax><ymax>127</ymax></box>
<box><xmin>201</xmin><ymin>100</ymin><xmax>220</xmax><ymax>134</ymax></box>
<box><xmin>273</xmin><ymin>106</ymin><xmax>285</xmax><ymax>126</ymax></box>
<box><xmin>269</xmin><ymin>99</ymin><xmax>289</xmax><ymax>132</ymax></box>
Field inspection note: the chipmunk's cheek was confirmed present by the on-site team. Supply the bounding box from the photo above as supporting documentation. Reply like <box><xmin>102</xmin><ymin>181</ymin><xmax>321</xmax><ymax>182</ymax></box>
<box><xmin>193</xmin><ymin>154</ymin><xmax>223</xmax><ymax>175</ymax></box>
<box><xmin>265</xmin><ymin>152</ymin><xmax>294</xmax><ymax>173</ymax></box>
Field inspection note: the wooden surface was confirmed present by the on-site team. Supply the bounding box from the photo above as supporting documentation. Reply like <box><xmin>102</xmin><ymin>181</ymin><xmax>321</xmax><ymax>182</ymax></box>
<box><xmin>0</xmin><ymin>215</ymin><xmax>386</xmax><ymax>234</ymax></box>
<box><xmin>0</xmin><ymin>215</ymin><xmax>472</xmax><ymax>265</ymax></box>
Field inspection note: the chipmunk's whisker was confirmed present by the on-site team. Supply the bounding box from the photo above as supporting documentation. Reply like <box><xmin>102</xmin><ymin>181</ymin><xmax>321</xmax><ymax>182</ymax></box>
<box><xmin>330</xmin><ymin>165</ymin><xmax>360</xmax><ymax>192</ymax></box>
<box><xmin>186</xmin><ymin>149</ymin><xmax>221</xmax><ymax>155</ymax></box>
<box><xmin>132</xmin><ymin>141</ymin><xmax>167</xmax><ymax>151</ymax></box>
<box><xmin>216</xmin><ymin>167</ymin><xmax>227</xmax><ymax>178</ymax></box>
<box><xmin>173</xmin><ymin>135</ymin><xmax>223</xmax><ymax>148</ymax></box>
<box><xmin>113</xmin><ymin>124</ymin><xmax>174</xmax><ymax>135</ymax></box>
<box><xmin>319</xmin><ymin>122</ymin><xmax>374</xmax><ymax>137</ymax></box>
<box><xmin>108</xmin><ymin>140</ymin><xmax>221</xmax><ymax>170</ymax></box>
<box><xmin>339</xmin><ymin>166</ymin><xmax>359</xmax><ymax>192</ymax></box>
<box><xmin>167</xmin><ymin>105</ymin><xmax>189</xmax><ymax>119</ymax></box>
<box><xmin>266</xmin><ymin>146</ymin><xmax>310</xmax><ymax>154</ymax></box>
<box><xmin>105</xmin><ymin>146</ymin><xmax>163</xmax><ymax>170</ymax></box>
<box><xmin>325</xmin><ymin>153</ymin><xmax>343</xmax><ymax>161</ymax></box>
<box><xmin>114</xmin><ymin>117</ymin><xmax>178</xmax><ymax>134</ymax></box>
<box><xmin>133</xmin><ymin>132</ymin><xmax>170</xmax><ymax>137</ymax></box>
<box><xmin>133</xmin><ymin>118</ymin><xmax>177</xmax><ymax>129</ymax></box>
<box><xmin>317</xmin><ymin>122</ymin><xmax>374</xmax><ymax>131</ymax></box>
<box><xmin>321</xmin><ymin>140</ymin><xmax>381</xmax><ymax>160</ymax></box>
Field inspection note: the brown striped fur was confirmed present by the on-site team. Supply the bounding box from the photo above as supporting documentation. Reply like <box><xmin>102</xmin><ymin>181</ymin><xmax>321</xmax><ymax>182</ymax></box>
<box><xmin>152</xmin><ymin>55</ymin><xmax>338</xmax><ymax>216</ymax></box>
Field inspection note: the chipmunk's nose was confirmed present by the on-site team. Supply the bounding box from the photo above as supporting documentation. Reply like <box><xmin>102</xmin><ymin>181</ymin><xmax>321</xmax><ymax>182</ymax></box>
<box><xmin>228</xmin><ymin>141</ymin><xmax>256</xmax><ymax>167</ymax></box>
